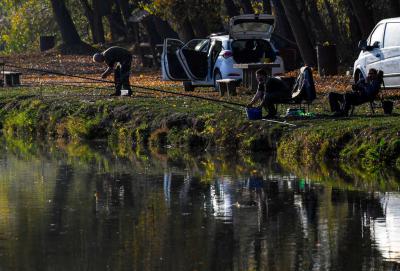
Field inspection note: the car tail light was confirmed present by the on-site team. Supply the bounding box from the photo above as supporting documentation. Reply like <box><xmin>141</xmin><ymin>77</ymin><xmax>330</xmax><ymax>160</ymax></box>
<box><xmin>222</xmin><ymin>50</ymin><xmax>233</xmax><ymax>58</ymax></box>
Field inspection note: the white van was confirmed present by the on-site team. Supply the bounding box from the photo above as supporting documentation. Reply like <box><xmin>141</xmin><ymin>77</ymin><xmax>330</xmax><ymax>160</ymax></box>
<box><xmin>354</xmin><ymin>17</ymin><xmax>400</xmax><ymax>88</ymax></box>
<box><xmin>161</xmin><ymin>14</ymin><xmax>285</xmax><ymax>91</ymax></box>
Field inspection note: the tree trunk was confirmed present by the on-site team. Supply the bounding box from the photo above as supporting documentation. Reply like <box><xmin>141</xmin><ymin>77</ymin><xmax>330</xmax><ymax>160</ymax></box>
<box><xmin>132</xmin><ymin>21</ymin><xmax>146</xmax><ymax>66</ymax></box>
<box><xmin>176</xmin><ymin>17</ymin><xmax>195</xmax><ymax>42</ymax></box>
<box><xmin>271</xmin><ymin>0</ymin><xmax>295</xmax><ymax>42</ymax></box>
<box><xmin>343</xmin><ymin>0</ymin><xmax>362</xmax><ymax>47</ymax></box>
<box><xmin>49</xmin><ymin>0</ymin><xmax>81</xmax><ymax>45</ymax></box>
<box><xmin>223</xmin><ymin>0</ymin><xmax>239</xmax><ymax>17</ymax></box>
<box><xmin>116</xmin><ymin>0</ymin><xmax>130</xmax><ymax>22</ymax></box>
<box><xmin>280</xmin><ymin>0</ymin><xmax>316</xmax><ymax>66</ymax></box>
<box><xmin>142</xmin><ymin>16</ymin><xmax>162</xmax><ymax>67</ymax></box>
<box><xmin>116</xmin><ymin>0</ymin><xmax>136</xmax><ymax>41</ymax></box>
<box><xmin>347</xmin><ymin>0</ymin><xmax>376</xmax><ymax>38</ymax></box>
<box><xmin>105</xmin><ymin>0</ymin><xmax>127</xmax><ymax>40</ymax></box>
<box><xmin>324</xmin><ymin>0</ymin><xmax>357</xmax><ymax>63</ymax></box>
<box><xmin>92</xmin><ymin>0</ymin><xmax>105</xmax><ymax>43</ymax></box>
<box><xmin>190</xmin><ymin>16</ymin><xmax>209</xmax><ymax>38</ymax></box>
<box><xmin>79</xmin><ymin>0</ymin><xmax>96</xmax><ymax>42</ymax></box>
<box><xmin>305</xmin><ymin>0</ymin><xmax>331</xmax><ymax>43</ymax></box>
<box><xmin>323</xmin><ymin>0</ymin><xmax>341</xmax><ymax>46</ymax></box>
<box><xmin>296</xmin><ymin>0</ymin><xmax>317</xmax><ymax>45</ymax></box>
<box><xmin>262</xmin><ymin>0</ymin><xmax>272</xmax><ymax>14</ymax></box>
<box><xmin>152</xmin><ymin>16</ymin><xmax>179</xmax><ymax>40</ymax></box>
<box><xmin>240</xmin><ymin>0</ymin><xmax>254</xmax><ymax>14</ymax></box>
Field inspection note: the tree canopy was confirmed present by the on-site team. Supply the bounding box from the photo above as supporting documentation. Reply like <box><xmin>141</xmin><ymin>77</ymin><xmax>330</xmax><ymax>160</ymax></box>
<box><xmin>0</xmin><ymin>0</ymin><xmax>399</xmax><ymax>64</ymax></box>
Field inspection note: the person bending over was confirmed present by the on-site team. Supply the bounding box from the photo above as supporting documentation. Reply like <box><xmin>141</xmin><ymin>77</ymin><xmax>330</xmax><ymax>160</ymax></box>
<box><xmin>93</xmin><ymin>46</ymin><xmax>132</xmax><ymax>96</ymax></box>
<box><xmin>329</xmin><ymin>68</ymin><xmax>383</xmax><ymax>116</ymax></box>
<box><xmin>247</xmin><ymin>69</ymin><xmax>291</xmax><ymax>117</ymax></box>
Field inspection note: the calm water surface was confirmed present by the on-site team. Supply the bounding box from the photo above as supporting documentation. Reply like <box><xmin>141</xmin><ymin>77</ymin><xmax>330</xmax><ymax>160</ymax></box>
<box><xmin>0</xmin><ymin>142</ymin><xmax>400</xmax><ymax>271</ymax></box>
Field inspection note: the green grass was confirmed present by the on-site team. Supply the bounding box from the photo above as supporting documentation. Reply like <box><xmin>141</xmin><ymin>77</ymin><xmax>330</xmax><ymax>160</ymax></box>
<box><xmin>1</xmin><ymin>85</ymin><xmax>400</xmax><ymax>174</ymax></box>
<box><xmin>277</xmin><ymin>116</ymin><xmax>400</xmax><ymax>171</ymax></box>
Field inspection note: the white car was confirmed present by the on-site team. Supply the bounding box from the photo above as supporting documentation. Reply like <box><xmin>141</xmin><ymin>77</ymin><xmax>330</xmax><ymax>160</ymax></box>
<box><xmin>161</xmin><ymin>14</ymin><xmax>285</xmax><ymax>91</ymax></box>
<box><xmin>354</xmin><ymin>17</ymin><xmax>400</xmax><ymax>87</ymax></box>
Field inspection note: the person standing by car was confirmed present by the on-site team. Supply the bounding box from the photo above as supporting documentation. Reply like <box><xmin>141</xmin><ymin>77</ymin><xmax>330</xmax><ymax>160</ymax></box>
<box><xmin>247</xmin><ymin>69</ymin><xmax>291</xmax><ymax>117</ymax></box>
<box><xmin>93</xmin><ymin>46</ymin><xmax>132</xmax><ymax>96</ymax></box>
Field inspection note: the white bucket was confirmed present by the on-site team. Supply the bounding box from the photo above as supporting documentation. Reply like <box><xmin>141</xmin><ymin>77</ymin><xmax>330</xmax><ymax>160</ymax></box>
<box><xmin>121</xmin><ymin>89</ymin><xmax>130</xmax><ymax>96</ymax></box>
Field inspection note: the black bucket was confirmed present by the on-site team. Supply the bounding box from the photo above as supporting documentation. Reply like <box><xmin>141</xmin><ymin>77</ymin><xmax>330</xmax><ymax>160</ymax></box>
<box><xmin>382</xmin><ymin>100</ymin><xmax>394</xmax><ymax>114</ymax></box>
<box><xmin>40</xmin><ymin>36</ymin><xmax>55</xmax><ymax>52</ymax></box>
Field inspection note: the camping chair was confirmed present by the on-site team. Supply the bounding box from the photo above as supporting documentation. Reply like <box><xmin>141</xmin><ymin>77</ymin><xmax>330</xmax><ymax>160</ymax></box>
<box><xmin>349</xmin><ymin>70</ymin><xmax>385</xmax><ymax>116</ymax></box>
<box><xmin>274</xmin><ymin>66</ymin><xmax>317</xmax><ymax>113</ymax></box>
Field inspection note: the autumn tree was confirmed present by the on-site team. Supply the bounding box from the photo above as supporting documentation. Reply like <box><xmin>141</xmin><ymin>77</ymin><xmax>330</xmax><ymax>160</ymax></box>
<box><xmin>280</xmin><ymin>0</ymin><xmax>316</xmax><ymax>66</ymax></box>
<box><xmin>49</xmin><ymin>0</ymin><xmax>82</xmax><ymax>45</ymax></box>
<box><xmin>79</xmin><ymin>0</ymin><xmax>105</xmax><ymax>43</ymax></box>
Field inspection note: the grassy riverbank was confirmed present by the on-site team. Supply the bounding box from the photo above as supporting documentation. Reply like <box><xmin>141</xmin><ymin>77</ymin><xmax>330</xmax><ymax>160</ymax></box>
<box><xmin>2</xmin><ymin>52</ymin><xmax>400</xmax><ymax>174</ymax></box>
<box><xmin>1</xmin><ymin>84</ymin><xmax>400</xmax><ymax>177</ymax></box>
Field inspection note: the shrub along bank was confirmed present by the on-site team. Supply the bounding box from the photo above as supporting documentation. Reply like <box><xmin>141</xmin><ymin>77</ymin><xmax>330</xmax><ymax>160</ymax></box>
<box><xmin>0</xmin><ymin>87</ymin><xmax>400</xmax><ymax>173</ymax></box>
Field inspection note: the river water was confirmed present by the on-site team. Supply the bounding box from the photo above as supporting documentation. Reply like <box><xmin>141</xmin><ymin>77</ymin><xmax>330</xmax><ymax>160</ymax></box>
<box><xmin>0</xmin><ymin>141</ymin><xmax>399</xmax><ymax>271</ymax></box>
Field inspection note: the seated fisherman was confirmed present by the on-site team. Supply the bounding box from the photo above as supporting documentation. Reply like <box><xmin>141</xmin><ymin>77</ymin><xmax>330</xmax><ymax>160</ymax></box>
<box><xmin>247</xmin><ymin>69</ymin><xmax>291</xmax><ymax>117</ymax></box>
<box><xmin>328</xmin><ymin>68</ymin><xmax>383</xmax><ymax>116</ymax></box>
<box><xmin>93</xmin><ymin>46</ymin><xmax>132</xmax><ymax>96</ymax></box>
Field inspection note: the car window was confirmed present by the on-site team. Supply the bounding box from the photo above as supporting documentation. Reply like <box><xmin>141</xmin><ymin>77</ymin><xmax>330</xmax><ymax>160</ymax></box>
<box><xmin>194</xmin><ymin>40</ymin><xmax>210</xmax><ymax>52</ymax></box>
<box><xmin>231</xmin><ymin>22</ymin><xmax>273</xmax><ymax>35</ymax></box>
<box><xmin>166</xmin><ymin>40</ymin><xmax>184</xmax><ymax>54</ymax></box>
<box><xmin>384</xmin><ymin>22</ymin><xmax>400</xmax><ymax>47</ymax></box>
<box><xmin>368</xmin><ymin>23</ymin><xmax>385</xmax><ymax>47</ymax></box>
<box><xmin>224</xmin><ymin>40</ymin><xmax>230</xmax><ymax>50</ymax></box>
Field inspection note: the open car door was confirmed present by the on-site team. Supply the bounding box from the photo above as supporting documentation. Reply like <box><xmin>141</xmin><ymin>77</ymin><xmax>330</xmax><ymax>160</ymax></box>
<box><xmin>177</xmin><ymin>39</ymin><xmax>209</xmax><ymax>81</ymax></box>
<box><xmin>161</xmin><ymin>39</ymin><xmax>189</xmax><ymax>81</ymax></box>
<box><xmin>229</xmin><ymin>14</ymin><xmax>275</xmax><ymax>40</ymax></box>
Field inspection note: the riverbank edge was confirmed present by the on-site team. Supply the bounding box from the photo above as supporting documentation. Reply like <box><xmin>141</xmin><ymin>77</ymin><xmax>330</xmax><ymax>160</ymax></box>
<box><xmin>1</xmin><ymin>95</ymin><xmax>400</xmax><ymax>173</ymax></box>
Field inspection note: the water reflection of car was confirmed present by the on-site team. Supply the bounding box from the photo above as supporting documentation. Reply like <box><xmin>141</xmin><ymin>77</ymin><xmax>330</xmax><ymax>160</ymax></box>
<box><xmin>354</xmin><ymin>17</ymin><xmax>400</xmax><ymax>87</ymax></box>
<box><xmin>161</xmin><ymin>14</ymin><xmax>285</xmax><ymax>91</ymax></box>
<box><xmin>372</xmin><ymin>193</ymin><xmax>400</xmax><ymax>263</ymax></box>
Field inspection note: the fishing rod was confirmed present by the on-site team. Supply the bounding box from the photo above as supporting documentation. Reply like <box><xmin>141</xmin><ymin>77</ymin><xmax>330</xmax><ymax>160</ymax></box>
<box><xmin>26</xmin><ymin>81</ymin><xmax>157</xmax><ymax>97</ymax></box>
<box><xmin>5</xmin><ymin>63</ymin><xmax>247</xmax><ymax>107</ymax></box>
<box><xmin>5</xmin><ymin>63</ymin><xmax>296</xmax><ymax>126</ymax></box>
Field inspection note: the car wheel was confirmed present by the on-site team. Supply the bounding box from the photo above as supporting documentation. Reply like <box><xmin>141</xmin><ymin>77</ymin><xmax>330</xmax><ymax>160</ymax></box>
<box><xmin>213</xmin><ymin>71</ymin><xmax>222</xmax><ymax>92</ymax></box>
<box><xmin>183</xmin><ymin>81</ymin><xmax>194</xmax><ymax>92</ymax></box>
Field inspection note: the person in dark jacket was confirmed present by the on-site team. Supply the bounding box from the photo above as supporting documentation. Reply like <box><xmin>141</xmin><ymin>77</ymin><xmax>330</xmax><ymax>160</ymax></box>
<box><xmin>93</xmin><ymin>46</ymin><xmax>132</xmax><ymax>96</ymax></box>
<box><xmin>247</xmin><ymin>69</ymin><xmax>291</xmax><ymax>117</ymax></box>
<box><xmin>328</xmin><ymin>68</ymin><xmax>382</xmax><ymax>116</ymax></box>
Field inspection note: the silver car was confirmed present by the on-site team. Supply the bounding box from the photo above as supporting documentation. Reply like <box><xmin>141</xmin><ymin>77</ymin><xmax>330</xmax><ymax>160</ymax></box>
<box><xmin>161</xmin><ymin>14</ymin><xmax>285</xmax><ymax>91</ymax></box>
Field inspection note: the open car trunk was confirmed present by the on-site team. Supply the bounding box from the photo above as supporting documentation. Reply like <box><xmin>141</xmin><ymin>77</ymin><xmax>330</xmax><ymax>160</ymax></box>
<box><xmin>229</xmin><ymin>14</ymin><xmax>275</xmax><ymax>40</ymax></box>
<box><xmin>231</xmin><ymin>39</ymin><xmax>275</xmax><ymax>64</ymax></box>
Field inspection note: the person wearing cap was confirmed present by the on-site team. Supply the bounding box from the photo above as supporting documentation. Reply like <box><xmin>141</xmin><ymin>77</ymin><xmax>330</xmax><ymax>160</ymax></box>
<box><xmin>93</xmin><ymin>46</ymin><xmax>132</xmax><ymax>96</ymax></box>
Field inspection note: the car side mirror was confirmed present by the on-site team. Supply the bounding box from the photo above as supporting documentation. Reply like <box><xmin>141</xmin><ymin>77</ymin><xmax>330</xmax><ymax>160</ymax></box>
<box><xmin>372</xmin><ymin>41</ymin><xmax>380</xmax><ymax>48</ymax></box>
<box><xmin>358</xmin><ymin>40</ymin><xmax>367</xmax><ymax>51</ymax></box>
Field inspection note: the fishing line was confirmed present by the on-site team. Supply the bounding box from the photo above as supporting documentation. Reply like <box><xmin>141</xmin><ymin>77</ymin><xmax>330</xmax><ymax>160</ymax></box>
<box><xmin>26</xmin><ymin>81</ymin><xmax>157</xmax><ymax>97</ymax></box>
<box><xmin>5</xmin><ymin>63</ymin><xmax>247</xmax><ymax>107</ymax></box>
<box><xmin>4</xmin><ymin>63</ymin><xmax>296</xmax><ymax>126</ymax></box>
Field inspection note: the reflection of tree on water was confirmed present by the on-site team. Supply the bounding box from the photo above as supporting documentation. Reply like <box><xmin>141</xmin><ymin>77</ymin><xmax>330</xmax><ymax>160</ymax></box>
<box><xmin>48</xmin><ymin>164</ymin><xmax>74</xmax><ymax>235</ymax></box>
<box><xmin>2</xmin><ymin>138</ymin><xmax>400</xmax><ymax>270</ymax></box>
